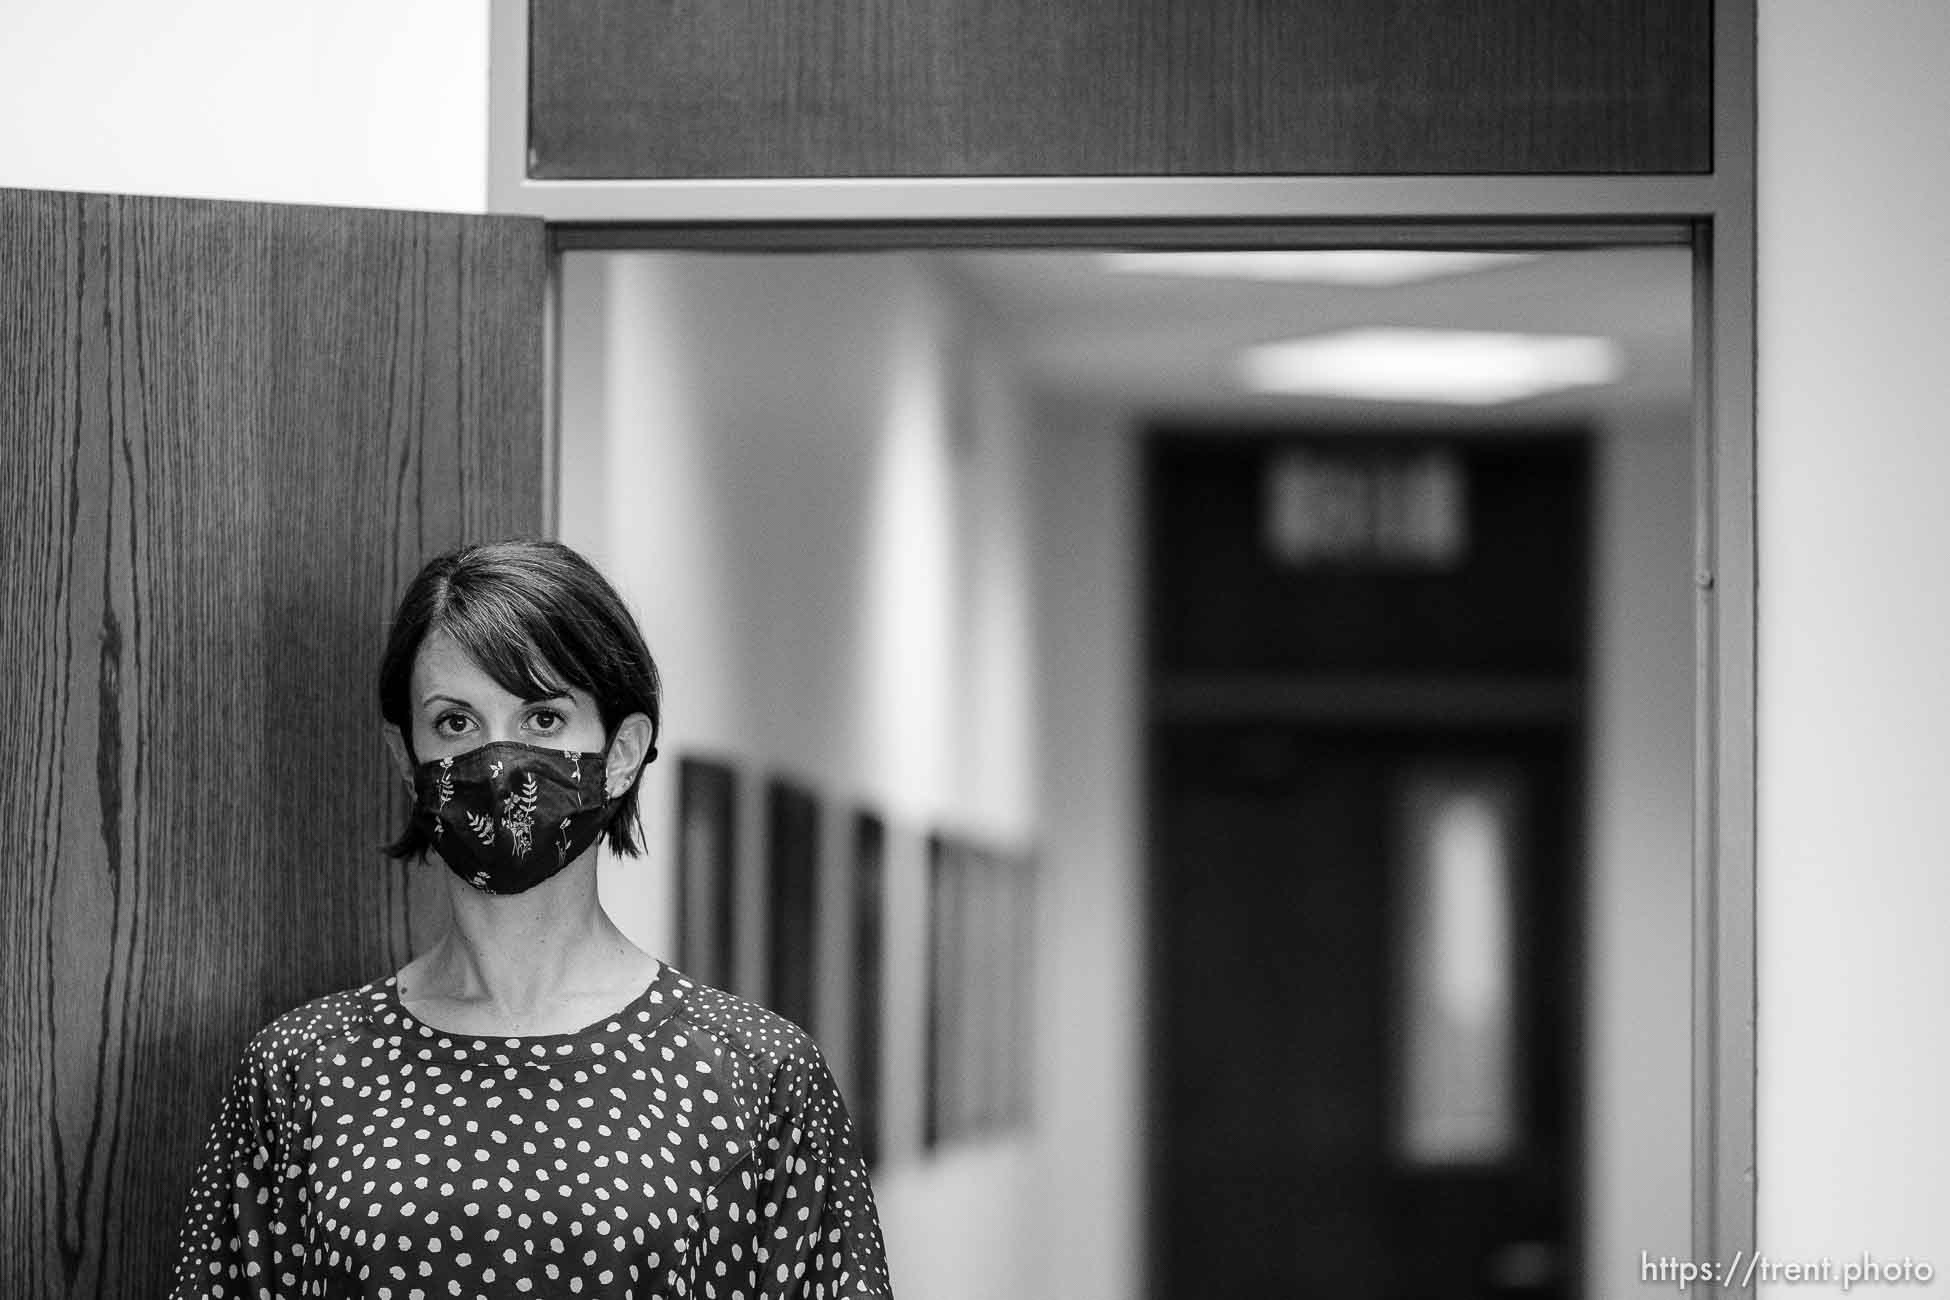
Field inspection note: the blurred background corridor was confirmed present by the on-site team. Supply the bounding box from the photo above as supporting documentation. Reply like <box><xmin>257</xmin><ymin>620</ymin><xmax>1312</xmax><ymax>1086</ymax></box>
<box><xmin>555</xmin><ymin>246</ymin><xmax>1696</xmax><ymax>1300</ymax></box>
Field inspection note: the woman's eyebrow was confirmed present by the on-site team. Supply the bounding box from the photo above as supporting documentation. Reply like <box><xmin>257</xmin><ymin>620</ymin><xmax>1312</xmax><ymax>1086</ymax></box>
<box><xmin>418</xmin><ymin>690</ymin><xmax>573</xmax><ymax>708</ymax></box>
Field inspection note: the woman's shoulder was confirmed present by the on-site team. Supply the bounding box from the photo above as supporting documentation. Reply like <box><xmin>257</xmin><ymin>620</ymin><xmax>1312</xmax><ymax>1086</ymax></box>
<box><xmin>666</xmin><ymin>970</ymin><xmax>823</xmax><ymax>1075</ymax></box>
<box><xmin>235</xmin><ymin>977</ymin><xmax>393</xmax><ymax>1075</ymax></box>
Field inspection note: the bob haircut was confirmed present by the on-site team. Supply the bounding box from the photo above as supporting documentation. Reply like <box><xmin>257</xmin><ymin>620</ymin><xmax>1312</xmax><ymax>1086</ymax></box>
<box><xmin>379</xmin><ymin>539</ymin><xmax>662</xmax><ymax>860</ymax></box>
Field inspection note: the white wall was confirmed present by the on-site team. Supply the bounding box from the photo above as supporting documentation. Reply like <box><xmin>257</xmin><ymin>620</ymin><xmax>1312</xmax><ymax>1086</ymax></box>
<box><xmin>557</xmin><ymin>252</ymin><xmax>1043</xmax><ymax>1300</ymax></box>
<box><xmin>1758</xmin><ymin>2</ymin><xmax>1950</xmax><ymax>1288</ymax></box>
<box><xmin>0</xmin><ymin>0</ymin><xmax>489</xmax><ymax>211</ymax></box>
<box><xmin>1022</xmin><ymin>395</ymin><xmax>1147</xmax><ymax>1300</ymax></box>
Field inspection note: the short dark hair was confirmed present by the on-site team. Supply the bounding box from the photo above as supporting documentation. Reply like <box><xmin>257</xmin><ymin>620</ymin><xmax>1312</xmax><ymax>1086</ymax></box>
<box><xmin>378</xmin><ymin>539</ymin><xmax>662</xmax><ymax>860</ymax></box>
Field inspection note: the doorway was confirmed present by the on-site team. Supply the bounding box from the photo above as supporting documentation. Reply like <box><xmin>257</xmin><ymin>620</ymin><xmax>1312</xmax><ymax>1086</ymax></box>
<box><xmin>1147</xmin><ymin>431</ymin><xmax>1591</xmax><ymax>1298</ymax></box>
<box><xmin>549</xmin><ymin>236</ymin><xmax>1707</xmax><ymax>1300</ymax></box>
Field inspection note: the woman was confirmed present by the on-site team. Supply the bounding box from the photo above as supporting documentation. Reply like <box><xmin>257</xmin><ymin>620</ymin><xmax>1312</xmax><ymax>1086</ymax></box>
<box><xmin>171</xmin><ymin>540</ymin><xmax>892</xmax><ymax>1300</ymax></box>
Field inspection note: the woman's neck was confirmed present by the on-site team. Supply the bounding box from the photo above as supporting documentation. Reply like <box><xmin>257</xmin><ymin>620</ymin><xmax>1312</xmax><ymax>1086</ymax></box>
<box><xmin>399</xmin><ymin>856</ymin><xmax>660</xmax><ymax>1033</ymax></box>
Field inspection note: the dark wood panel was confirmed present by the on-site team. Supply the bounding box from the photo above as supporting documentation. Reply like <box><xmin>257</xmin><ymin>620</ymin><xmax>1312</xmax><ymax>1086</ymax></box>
<box><xmin>530</xmin><ymin>0</ymin><xmax>1711</xmax><ymax>179</ymax></box>
<box><xmin>0</xmin><ymin>188</ymin><xmax>544</xmax><ymax>1297</ymax></box>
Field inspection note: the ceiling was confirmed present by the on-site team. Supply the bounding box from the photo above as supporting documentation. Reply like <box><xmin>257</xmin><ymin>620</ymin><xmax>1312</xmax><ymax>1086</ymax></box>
<box><xmin>938</xmin><ymin>245</ymin><xmax>1693</xmax><ymax>430</ymax></box>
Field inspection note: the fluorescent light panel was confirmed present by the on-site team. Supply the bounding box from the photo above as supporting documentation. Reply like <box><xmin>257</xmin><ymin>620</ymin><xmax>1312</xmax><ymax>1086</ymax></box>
<box><xmin>1099</xmin><ymin>250</ymin><xmax>1539</xmax><ymax>286</ymax></box>
<box><xmin>1239</xmin><ymin>328</ymin><xmax>1623</xmax><ymax>406</ymax></box>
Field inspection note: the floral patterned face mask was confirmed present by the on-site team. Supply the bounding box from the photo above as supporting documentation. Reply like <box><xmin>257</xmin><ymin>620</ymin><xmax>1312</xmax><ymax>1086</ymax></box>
<box><xmin>410</xmin><ymin>740</ymin><xmax>618</xmax><ymax>895</ymax></box>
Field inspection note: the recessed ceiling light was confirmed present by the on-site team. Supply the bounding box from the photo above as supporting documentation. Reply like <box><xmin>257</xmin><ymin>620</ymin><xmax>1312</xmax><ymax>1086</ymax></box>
<box><xmin>1099</xmin><ymin>250</ymin><xmax>1539</xmax><ymax>286</ymax></box>
<box><xmin>1238</xmin><ymin>328</ymin><xmax>1623</xmax><ymax>406</ymax></box>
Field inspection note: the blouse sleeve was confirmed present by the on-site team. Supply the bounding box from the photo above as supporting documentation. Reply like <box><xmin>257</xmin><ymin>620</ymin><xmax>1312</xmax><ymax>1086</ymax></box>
<box><xmin>752</xmin><ymin>1047</ymin><xmax>893</xmax><ymax>1299</ymax></box>
<box><xmin>167</xmin><ymin>1031</ymin><xmax>307</xmax><ymax>1300</ymax></box>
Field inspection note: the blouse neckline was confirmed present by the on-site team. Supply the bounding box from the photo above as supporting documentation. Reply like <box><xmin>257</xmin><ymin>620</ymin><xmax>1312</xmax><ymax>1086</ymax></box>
<box><xmin>372</xmin><ymin>960</ymin><xmax>689</xmax><ymax>1064</ymax></box>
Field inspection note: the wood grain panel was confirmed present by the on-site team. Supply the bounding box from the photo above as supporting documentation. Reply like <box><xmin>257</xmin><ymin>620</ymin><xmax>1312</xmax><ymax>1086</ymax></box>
<box><xmin>529</xmin><ymin>0</ymin><xmax>1712</xmax><ymax>179</ymax></box>
<box><xmin>0</xmin><ymin>188</ymin><xmax>544</xmax><ymax>1297</ymax></box>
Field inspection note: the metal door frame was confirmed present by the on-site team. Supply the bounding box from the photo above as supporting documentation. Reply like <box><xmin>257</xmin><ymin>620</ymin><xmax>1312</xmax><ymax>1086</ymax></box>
<box><xmin>489</xmin><ymin>1</ymin><xmax>1757</xmax><ymax>1292</ymax></box>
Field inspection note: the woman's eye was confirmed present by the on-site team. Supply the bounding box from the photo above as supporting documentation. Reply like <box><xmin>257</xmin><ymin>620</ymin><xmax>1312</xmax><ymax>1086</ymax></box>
<box><xmin>529</xmin><ymin>709</ymin><xmax>563</xmax><ymax>733</ymax></box>
<box><xmin>433</xmin><ymin>713</ymin><xmax>473</xmax><ymax>737</ymax></box>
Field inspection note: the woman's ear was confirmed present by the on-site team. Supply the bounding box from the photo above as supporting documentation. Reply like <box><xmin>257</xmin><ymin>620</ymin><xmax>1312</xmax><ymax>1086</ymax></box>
<box><xmin>604</xmin><ymin>712</ymin><xmax>657</xmax><ymax>797</ymax></box>
<box><xmin>383</xmin><ymin>725</ymin><xmax>415</xmax><ymax>790</ymax></box>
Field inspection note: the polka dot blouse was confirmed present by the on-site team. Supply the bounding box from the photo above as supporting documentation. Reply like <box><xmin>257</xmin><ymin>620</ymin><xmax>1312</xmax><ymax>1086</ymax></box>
<box><xmin>169</xmin><ymin>964</ymin><xmax>892</xmax><ymax>1299</ymax></box>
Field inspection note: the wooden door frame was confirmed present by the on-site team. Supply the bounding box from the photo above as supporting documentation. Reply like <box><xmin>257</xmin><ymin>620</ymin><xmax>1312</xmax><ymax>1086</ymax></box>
<box><xmin>488</xmin><ymin>1</ymin><xmax>1757</xmax><ymax>1293</ymax></box>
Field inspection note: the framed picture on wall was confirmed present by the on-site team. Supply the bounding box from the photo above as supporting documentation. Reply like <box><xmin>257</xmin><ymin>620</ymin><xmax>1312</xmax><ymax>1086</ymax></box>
<box><xmin>767</xmin><ymin>776</ymin><xmax>821</xmax><ymax>1034</ymax></box>
<box><xmin>925</xmin><ymin>835</ymin><xmax>1038</xmax><ymax>1145</ymax></box>
<box><xmin>675</xmin><ymin>756</ymin><xmax>738</xmax><ymax>990</ymax></box>
<box><xmin>851</xmin><ymin>809</ymin><xmax>886</xmax><ymax>1168</ymax></box>
<box><xmin>926</xmin><ymin>832</ymin><xmax>1046</xmax><ymax>1146</ymax></box>
<box><xmin>924</xmin><ymin>833</ymin><xmax>958</xmax><ymax>1148</ymax></box>
<box><xmin>1003</xmin><ymin>846</ymin><xmax>1037</xmax><ymax>1127</ymax></box>
<box><xmin>980</xmin><ymin>845</ymin><xmax>1035</xmax><ymax>1129</ymax></box>
<box><xmin>974</xmin><ymin>842</ymin><xmax>1035</xmax><ymax>1132</ymax></box>
<box><xmin>969</xmin><ymin>842</ymin><xmax>1003</xmax><ymax>1131</ymax></box>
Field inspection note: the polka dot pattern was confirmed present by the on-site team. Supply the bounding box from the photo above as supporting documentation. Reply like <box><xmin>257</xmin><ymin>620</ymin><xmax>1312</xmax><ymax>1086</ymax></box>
<box><xmin>169</xmin><ymin>965</ymin><xmax>892</xmax><ymax>1298</ymax></box>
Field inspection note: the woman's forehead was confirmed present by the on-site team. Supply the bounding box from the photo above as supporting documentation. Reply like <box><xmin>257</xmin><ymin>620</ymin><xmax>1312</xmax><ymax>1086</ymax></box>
<box><xmin>411</xmin><ymin>629</ymin><xmax>579</xmax><ymax>705</ymax></box>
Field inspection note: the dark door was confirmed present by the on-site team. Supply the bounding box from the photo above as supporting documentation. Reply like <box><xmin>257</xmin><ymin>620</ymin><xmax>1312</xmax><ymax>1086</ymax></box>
<box><xmin>1148</xmin><ymin>433</ymin><xmax>1587</xmax><ymax>1300</ymax></box>
<box><xmin>0</xmin><ymin>188</ymin><xmax>547</xmax><ymax>1297</ymax></box>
